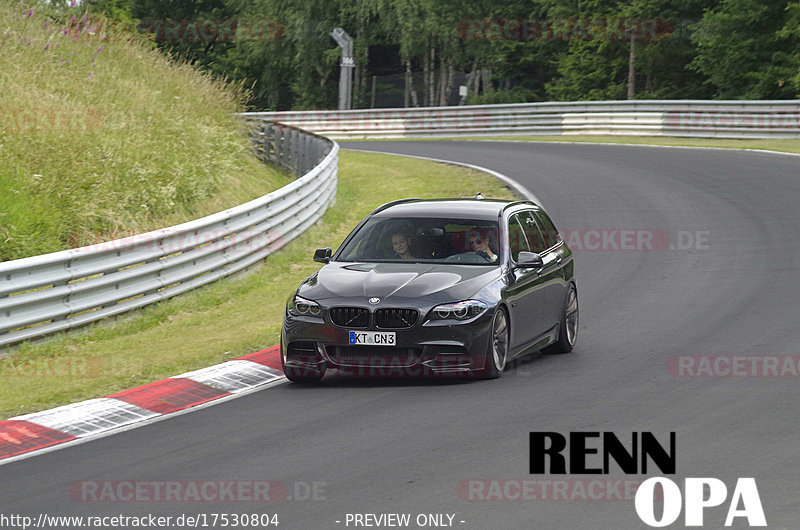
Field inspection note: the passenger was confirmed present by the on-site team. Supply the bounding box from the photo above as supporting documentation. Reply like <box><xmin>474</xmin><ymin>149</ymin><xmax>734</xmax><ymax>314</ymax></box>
<box><xmin>391</xmin><ymin>231</ymin><xmax>414</xmax><ymax>260</ymax></box>
<box><xmin>467</xmin><ymin>229</ymin><xmax>498</xmax><ymax>262</ymax></box>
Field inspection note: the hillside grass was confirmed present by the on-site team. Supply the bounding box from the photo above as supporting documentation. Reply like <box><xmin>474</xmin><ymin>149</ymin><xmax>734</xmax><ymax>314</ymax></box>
<box><xmin>0</xmin><ymin>150</ymin><xmax>516</xmax><ymax>419</ymax></box>
<box><xmin>0</xmin><ymin>3</ymin><xmax>287</xmax><ymax>261</ymax></box>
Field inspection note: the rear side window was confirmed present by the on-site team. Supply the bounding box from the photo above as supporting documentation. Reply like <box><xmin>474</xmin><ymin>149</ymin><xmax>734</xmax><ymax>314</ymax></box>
<box><xmin>532</xmin><ymin>209</ymin><xmax>561</xmax><ymax>250</ymax></box>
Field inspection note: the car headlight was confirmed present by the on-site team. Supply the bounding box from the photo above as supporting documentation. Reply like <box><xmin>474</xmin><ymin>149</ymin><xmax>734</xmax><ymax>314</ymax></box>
<box><xmin>288</xmin><ymin>295</ymin><xmax>322</xmax><ymax>317</ymax></box>
<box><xmin>430</xmin><ymin>300</ymin><xmax>488</xmax><ymax>321</ymax></box>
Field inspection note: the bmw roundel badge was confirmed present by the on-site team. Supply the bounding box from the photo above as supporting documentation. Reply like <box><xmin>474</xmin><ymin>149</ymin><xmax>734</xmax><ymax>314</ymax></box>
<box><xmin>369</xmin><ymin>297</ymin><xmax>380</xmax><ymax>304</ymax></box>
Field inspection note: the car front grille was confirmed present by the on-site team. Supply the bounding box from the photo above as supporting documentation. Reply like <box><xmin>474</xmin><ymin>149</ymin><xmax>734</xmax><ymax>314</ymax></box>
<box><xmin>329</xmin><ymin>307</ymin><xmax>370</xmax><ymax>328</ymax></box>
<box><xmin>325</xmin><ymin>346</ymin><xmax>422</xmax><ymax>367</ymax></box>
<box><xmin>375</xmin><ymin>308</ymin><xmax>418</xmax><ymax>329</ymax></box>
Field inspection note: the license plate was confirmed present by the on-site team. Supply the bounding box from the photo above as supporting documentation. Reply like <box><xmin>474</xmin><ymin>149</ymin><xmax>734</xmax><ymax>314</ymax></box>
<box><xmin>349</xmin><ymin>331</ymin><xmax>396</xmax><ymax>345</ymax></box>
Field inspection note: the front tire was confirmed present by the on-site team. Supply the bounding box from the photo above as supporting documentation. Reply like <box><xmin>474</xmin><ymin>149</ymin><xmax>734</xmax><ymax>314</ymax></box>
<box><xmin>543</xmin><ymin>283</ymin><xmax>578</xmax><ymax>354</ymax></box>
<box><xmin>482</xmin><ymin>308</ymin><xmax>509</xmax><ymax>379</ymax></box>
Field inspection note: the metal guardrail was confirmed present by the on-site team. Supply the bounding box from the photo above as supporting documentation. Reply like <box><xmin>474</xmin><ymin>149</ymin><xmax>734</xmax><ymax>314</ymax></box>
<box><xmin>0</xmin><ymin>121</ymin><xmax>338</xmax><ymax>347</ymax></box>
<box><xmin>243</xmin><ymin>100</ymin><xmax>800</xmax><ymax>139</ymax></box>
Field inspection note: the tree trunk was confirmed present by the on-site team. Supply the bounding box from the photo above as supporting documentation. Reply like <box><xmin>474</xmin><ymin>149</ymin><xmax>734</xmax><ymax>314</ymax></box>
<box><xmin>423</xmin><ymin>46</ymin><xmax>430</xmax><ymax>106</ymax></box>
<box><xmin>443</xmin><ymin>59</ymin><xmax>454</xmax><ymax>106</ymax></box>
<box><xmin>371</xmin><ymin>75</ymin><xmax>377</xmax><ymax>108</ymax></box>
<box><xmin>627</xmin><ymin>32</ymin><xmax>636</xmax><ymax>99</ymax></box>
<box><xmin>354</xmin><ymin>62</ymin><xmax>361</xmax><ymax>109</ymax></box>
<box><xmin>429</xmin><ymin>45</ymin><xmax>436</xmax><ymax>107</ymax></box>
<box><xmin>438</xmin><ymin>56</ymin><xmax>448</xmax><ymax>105</ymax></box>
<box><xmin>481</xmin><ymin>68</ymin><xmax>493</xmax><ymax>93</ymax></box>
<box><xmin>404</xmin><ymin>60</ymin><xmax>411</xmax><ymax>108</ymax></box>
<box><xmin>406</xmin><ymin>60</ymin><xmax>420</xmax><ymax>107</ymax></box>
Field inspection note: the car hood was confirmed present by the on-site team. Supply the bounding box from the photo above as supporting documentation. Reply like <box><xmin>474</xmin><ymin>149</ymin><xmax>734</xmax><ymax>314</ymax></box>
<box><xmin>298</xmin><ymin>262</ymin><xmax>501</xmax><ymax>303</ymax></box>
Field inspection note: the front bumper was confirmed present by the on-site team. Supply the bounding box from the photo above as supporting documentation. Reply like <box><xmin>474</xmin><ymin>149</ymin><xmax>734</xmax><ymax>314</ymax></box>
<box><xmin>281</xmin><ymin>307</ymin><xmax>496</xmax><ymax>378</ymax></box>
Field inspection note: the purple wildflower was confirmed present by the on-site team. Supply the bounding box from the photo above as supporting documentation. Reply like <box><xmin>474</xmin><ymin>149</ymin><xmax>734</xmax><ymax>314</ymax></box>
<box><xmin>70</xmin><ymin>0</ymin><xmax>77</xmax><ymax>6</ymax></box>
<box><xmin>71</xmin><ymin>16</ymin><xmax>76</xmax><ymax>23</ymax></box>
<box><xmin>97</xmin><ymin>46</ymin><xmax>104</xmax><ymax>53</ymax></box>
<box><xmin>44</xmin><ymin>44</ymin><xmax>49</xmax><ymax>50</ymax></box>
<box><xmin>27</xmin><ymin>10</ymin><xmax>32</xmax><ymax>17</ymax></box>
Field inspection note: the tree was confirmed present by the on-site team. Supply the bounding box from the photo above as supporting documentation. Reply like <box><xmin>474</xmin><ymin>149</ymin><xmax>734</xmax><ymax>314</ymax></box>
<box><xmin>691</xmin><ymin>0</ymin><xmax>795</xmax><ymax>99</ymax></box>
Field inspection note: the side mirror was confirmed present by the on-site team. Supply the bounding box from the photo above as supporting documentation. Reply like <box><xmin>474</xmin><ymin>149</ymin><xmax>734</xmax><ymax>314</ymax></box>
<box><xmin>515</xmin><ymin>251</ymin><xmax>543</xmax><ymax>269</ymax></box>
<box><xmin>313</xmin><ymin>247</ymin><xmax>332</xmax><ymax>263</ymax></box>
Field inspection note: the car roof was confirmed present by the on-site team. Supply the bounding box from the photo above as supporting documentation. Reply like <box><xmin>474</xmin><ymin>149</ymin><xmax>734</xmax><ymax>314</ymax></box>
<box><xmin>371</xmin><ymin>198</ymin><xmax>535</xmax><ymax>220</ymax></box>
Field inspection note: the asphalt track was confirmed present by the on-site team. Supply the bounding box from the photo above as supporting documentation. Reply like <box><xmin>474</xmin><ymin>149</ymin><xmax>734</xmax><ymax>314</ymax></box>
<box><xmin>3</xmin><ymin>140</ymin><xmax>800</xmax><ymax>529</ymax></box>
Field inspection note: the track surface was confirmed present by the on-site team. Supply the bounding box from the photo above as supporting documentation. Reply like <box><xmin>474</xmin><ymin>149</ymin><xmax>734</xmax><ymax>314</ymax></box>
<box><xmin>3</xmin><ymin>141</ymin><xmax>800</xmax><ymax>529</ymax></box>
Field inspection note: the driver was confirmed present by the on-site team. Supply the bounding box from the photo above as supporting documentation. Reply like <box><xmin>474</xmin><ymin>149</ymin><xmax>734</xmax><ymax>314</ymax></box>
<box><xmin>467</xmin><ymin>229</ymin><xmax>497</xmax><ymax>262</ymax></box>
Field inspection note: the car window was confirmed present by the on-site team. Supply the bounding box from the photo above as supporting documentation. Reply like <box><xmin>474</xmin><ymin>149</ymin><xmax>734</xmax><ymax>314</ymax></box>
<box><xmin>508</xmin><ymin>214</ymin><xmax>530</xmax><ymax>262</ymax></box>
<box><xmin>532</xmin><ymin>209</ymin><xmax>561</xmax><ymax>250</ymax></box>
<box><xmin>519</xmin><ymin>211</ymin><xmax>547</xmax><ymax>253</ymax></box>
<box><xmin>337</xmin><ymin>217</ymin><xmax>500</xmax><ymax>265</ymax></box>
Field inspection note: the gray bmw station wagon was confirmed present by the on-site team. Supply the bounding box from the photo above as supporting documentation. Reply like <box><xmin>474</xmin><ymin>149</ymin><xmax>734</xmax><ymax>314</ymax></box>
<box><xmin>281</xmin><ymin>198</ymin><xmax>577</xmax><ymax>382</ymax></box>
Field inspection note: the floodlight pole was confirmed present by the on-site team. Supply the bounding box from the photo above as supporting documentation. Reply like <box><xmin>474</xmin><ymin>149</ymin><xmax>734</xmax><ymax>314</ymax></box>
<box><xmin>331</xmin><ymin>27</ymin><xmax>354</xmax><ymax>110</ymax></box>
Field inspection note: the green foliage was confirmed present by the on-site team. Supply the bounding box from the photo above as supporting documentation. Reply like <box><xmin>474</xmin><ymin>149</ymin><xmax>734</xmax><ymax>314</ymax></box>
<box><xmin>82</xmin><ymin>0</ymin><xmax>800</xmax><ymax>109</ymax></box>
<box><xmin>0</xmin><ymin>2</ymin><xmax>286</xmax><ymax>260</ymax></box>
<box><xmin>467</xmin><ymin>87</ymin><xmax>540</xmax><ymax>105</ymax></box>
<box><xmin>691</xmin><ymin>0</ymin><xmax>796</xmax><ymax>98</ymax></box>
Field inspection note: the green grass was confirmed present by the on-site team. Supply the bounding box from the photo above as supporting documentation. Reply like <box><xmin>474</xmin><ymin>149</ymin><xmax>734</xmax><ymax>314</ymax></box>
<box><xmin>0</xmin><ymin>150</ymin><xmax>516</xmax><ymax>419</ymax></box>
<box><xmin>454</xmin><ymin>135</ymin><xmax>800</xmax><ymax>154</ymax></box>
<box><xmin>0</xmin><ymin>3</ymin><xmax>287</xmax><ymax>261</ymax></box>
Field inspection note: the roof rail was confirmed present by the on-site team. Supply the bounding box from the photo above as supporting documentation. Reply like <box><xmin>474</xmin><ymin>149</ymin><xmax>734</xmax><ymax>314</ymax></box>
<box><xmin>501</xmin><ymin>200</ymin><xmax>536</xmax><ymax>212</ymax></box>
<box><xmin>371</xmin><ymin>198</ymin><xmax>422</xmax><ymax>215</ymax></box>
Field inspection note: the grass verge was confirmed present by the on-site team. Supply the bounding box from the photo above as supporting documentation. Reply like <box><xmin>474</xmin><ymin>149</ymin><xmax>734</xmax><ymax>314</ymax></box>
<box><xmin>0</xmin><ymin>150</ymin><xmax>516</xmax><ymax>419</ymax></box>
<box><xmin>0</xmin><ymin>3</ymin><xmax>286</xmax><ymax>260</ymax></box>
<box><xmin>455</xmin><ymin>135</ymin><xmax>800</xmax><ymax>154</ymax></box>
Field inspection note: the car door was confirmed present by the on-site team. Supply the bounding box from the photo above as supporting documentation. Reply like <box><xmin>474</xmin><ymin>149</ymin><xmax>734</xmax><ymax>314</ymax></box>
<box><xmin>528</xmin><ymin>209</ymin><xmax>568</xmax><ymax>332</ymax></box>
<box><xmin>503</xmin><ymin>212</ymin><xmax>548</xmax><ymax>350</ymax></box>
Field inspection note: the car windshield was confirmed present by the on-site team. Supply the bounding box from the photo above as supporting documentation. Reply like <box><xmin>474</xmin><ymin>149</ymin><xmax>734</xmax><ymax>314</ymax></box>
<box><xmin>337</xmin><ymin>217</ymin><xmax>501</xmax><ymax>265</ymax></box>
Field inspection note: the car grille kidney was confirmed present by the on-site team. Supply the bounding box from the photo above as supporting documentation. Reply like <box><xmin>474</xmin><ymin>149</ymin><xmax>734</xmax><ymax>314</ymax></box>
<box><xmin>375</xmin><ymin>308</ymin><xmax>418</xmax><ymax>329</ymax></box>
<box><xmin>330</xmin><ymin>307</ymin><xmax>370</xmax><ymax>328</ymax></box>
